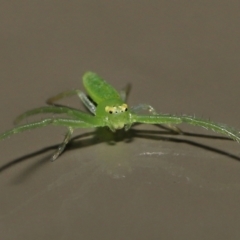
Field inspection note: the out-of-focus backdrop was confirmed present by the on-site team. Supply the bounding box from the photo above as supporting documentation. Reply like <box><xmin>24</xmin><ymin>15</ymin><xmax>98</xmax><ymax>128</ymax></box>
<box><xmin>0</xmin><ymin>1</ymin><xmax>240</xmax><ymax>240</ymax></box>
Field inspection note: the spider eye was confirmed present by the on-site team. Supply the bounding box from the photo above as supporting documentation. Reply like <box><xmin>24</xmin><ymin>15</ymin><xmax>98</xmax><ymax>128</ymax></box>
<box><xmin>105</xmin><ymin>104</ymin><xmax>128</xmax><ymax>114</ymax></box>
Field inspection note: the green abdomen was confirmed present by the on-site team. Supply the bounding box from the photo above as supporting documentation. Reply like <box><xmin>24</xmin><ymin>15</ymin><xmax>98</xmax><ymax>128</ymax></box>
<box><xmin>83</xmin><ymin>72</ymin><xmax>121</xmax><ymax>104</ymax></box>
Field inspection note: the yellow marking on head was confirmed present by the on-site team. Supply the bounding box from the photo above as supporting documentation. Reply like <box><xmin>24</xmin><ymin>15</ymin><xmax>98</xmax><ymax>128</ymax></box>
<box><xmin>119</xmin><ymin>104</ymin><xmax>128</xmax><ymax>111</ymax></box>
<box><xmin>105</xmin><ymin>104</ymin><xmax>128</xmax><ymax>114</ymax></box>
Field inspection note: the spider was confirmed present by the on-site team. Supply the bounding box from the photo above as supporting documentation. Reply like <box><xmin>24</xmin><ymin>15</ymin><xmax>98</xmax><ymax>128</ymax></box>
<box><xmin>0</xmin><ymin>71</ymin><xmax>239</xmax><ymax>161</ymax></box>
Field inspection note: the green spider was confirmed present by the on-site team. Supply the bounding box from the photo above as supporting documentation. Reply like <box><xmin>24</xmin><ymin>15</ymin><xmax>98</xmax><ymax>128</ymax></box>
<box><xmin>0</xmin><ymin>71</ymin><xmax>239</xmax><ymax>161</ymax></box>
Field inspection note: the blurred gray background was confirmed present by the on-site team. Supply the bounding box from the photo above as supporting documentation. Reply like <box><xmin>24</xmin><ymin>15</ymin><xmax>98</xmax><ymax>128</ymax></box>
<box><xmin>1</xmin><ymin>1</ymin><xmax>240</xmax><ymax>239</ymax></box>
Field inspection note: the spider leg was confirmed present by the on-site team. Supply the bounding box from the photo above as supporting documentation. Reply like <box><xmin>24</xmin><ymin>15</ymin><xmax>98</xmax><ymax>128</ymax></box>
<box><xmin>51</xmin><ymin>127</ymin><xmax>73</xmax><ymax>161</ymax></box>
<box><xmin>119</xmin><ymin>83</ymin><xmax>131</xmax><ymax>102</ymax></box>
<box><xmin>181</xmin><ymin>116</ymin><xmax>240</xmax><ymax>142</ymax></box>
<box><xmin>77</xmin><ymin>92</ymin><xmax>96</xmax><ymax>114</ymax></box>
<box><xmin>131</xmin><ymin>113</ymin><xmax>240</xmax><ymax>143</ymax></box>
<box><xmin>131</xmin><ymin>104</ymin><xmax>182</xmax><ymax>133</ymax></box>
<box><xmin>1</xmin><ymin>117</ymin><xmax>101</xmax><ymax>140</ymax></box>
<box><xmin>47</xmin><ymin>89</ymin><xmax>81</xmax><ymax>105</ymax></box>
<box><xmin>47</xmin><ymin>89</ymin><xmax>96</xmax><ymax>114</ymax></box>
<box><xmin>0</xmin><ymin>115</ymin><xmax>105</xmax><ymax>160</ymax></box>
<box><xmin>131</xmin><ymin>104</ymin><xmax>157</xmax><ymax>114</ymax></box>
<box><xmin>14</xmin><ymin>106</ymin><xmax>88</xmax><ymax>125</ymax></box>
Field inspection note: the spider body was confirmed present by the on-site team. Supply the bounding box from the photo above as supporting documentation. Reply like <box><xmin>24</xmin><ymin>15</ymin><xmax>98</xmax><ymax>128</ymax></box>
<box><xmin>0</xmin><ymin>71</ymin><xmax>240</xmax><ymax>161</ymax></box>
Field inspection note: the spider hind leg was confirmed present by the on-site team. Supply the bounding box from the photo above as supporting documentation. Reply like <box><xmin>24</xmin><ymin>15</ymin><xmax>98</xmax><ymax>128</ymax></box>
<box><xmin>51</xmin><ymin>127</ymin><xmax>74</xmax><ymax>161</ymax></box>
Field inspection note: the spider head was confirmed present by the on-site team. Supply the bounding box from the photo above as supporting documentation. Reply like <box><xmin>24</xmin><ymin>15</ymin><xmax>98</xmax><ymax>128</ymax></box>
<box><xmin>96</xmin><ymin>99</ymin><xmax>131</xmax><ymax>131</ymax></box>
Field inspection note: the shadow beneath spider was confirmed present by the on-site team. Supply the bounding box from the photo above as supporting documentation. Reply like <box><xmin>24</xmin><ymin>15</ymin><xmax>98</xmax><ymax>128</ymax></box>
<box><xmin>0</xmin><ymin>126</ymin><xmax>240</xmax><ymax>180</ymax></box>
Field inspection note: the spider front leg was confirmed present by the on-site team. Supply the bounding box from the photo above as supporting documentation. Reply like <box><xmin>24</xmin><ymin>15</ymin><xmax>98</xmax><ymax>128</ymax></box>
<box><xmin>0</xmin><ymin>113</ymin><xmax>106</xmax><ymax>161</ymax></box>
<box><xmin>131</xmin><ymin>104</ymin><xmax>182</xmax><ymax>133</ymax></box>
<box><xmin>14</xmin><ymin>106</ymin><xmax>85</xmax><ymax>125</ymax></box>
<box><xmin>1</xmin><ymin>117</ymin><xmax>101</xmax><ymax>141</ymax></box>
<box><xmin>131</xmin><ymin>113</ymin><xmax>240</xmax><ymax>143</ymax></box>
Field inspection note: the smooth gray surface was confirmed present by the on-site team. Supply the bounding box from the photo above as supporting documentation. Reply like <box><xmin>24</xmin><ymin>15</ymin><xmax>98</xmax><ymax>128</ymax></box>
<box><xmin>1</xmin><ymin>1</ymin><xmax>240</xmax><ymax>239</ymax></box>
